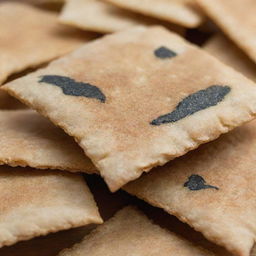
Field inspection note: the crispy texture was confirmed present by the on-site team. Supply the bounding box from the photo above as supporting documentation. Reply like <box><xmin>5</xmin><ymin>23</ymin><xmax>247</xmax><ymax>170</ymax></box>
<box><xmin>0</xmin><ymin>166</ymin><xmax>102</xmax><ymax>248</ymax></box>
<box><xmin>196</xmin><ymin>0</ymin><xmax>256</xmax><ymax>64</ymax></box>
<box><xmin>60</xmin><ymin>0</ymin><xmax>155</xmax><ymax>33</ymax></box>
<box><xmin>4</xmin><ymin>26</ymin><xmax>256</xmax><ymax>191</ymax></box>
<box><xmin>58</xmin><ymin>206</ymin><xmax>214</xmax><ymax>256</ymax></box>
<box><xmin>0</xmin><ymin>2</ymin><xmax>95</xmax><ymax>84</ymax></box>
<box><xmin>204</xmin><ymin>35</ymin><xmax>256</xmax><ymax>82</ymax></box>
<box><xmin>125</xmin><ymin>119</ymin><xmax>256</xmax><ymax>256</ymax></box>
<box><xmin>0</xmin><ymin>110</ymin><xmax>96</xmax><ymax>173</ymax></box>
<box><xmin>103</xmin><ymin>0</ymin><xmax>203</xmax><ymax>28</ymax></box>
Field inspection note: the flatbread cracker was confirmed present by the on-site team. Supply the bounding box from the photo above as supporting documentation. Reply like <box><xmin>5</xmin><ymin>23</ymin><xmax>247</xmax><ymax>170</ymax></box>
<box><xmin>196</xmin><ymin>0</ymin><xmax>256</xmax><ymax>64</ymax></box>
<box><xmin>204</xmin><ymin>35</ymin><xmax>256</xmax><ymax>82</ymax></box>
<box><xmin>4</xmin><ymin>26</ymin><xmax>256</xmax><ymax>192</ymax></box>
<box><xmin>59</xmin><ymin>0</ymin><xmax>184</xmax><ymax>34</ymax></box>
<box><xmin>60</xmin><ymin>0</ymin><xmax>153</xmax><ymax>33</ymax></box>
<box><xmin>125</xmin><ymin>119</ymin><xmax>256</xmax><ymax>256</ymax></box>
<box><xmin>0</xmin><ymin>2</ymin><xmax>95</xmax><ymax>85</ymax></box>
<box><xmin>58</xmin><ymin>206</ymin><xmax>214</xmax><ymax>256</ymax></box>
<box><xmin>103</xmin><ymin>0</ymin><xmax>203</xmax><ymax>28</ymax></box>
<box><xmin>0</xmin><ymin>110</ymin><xmax>96</xmax><ymax>173</ymax></box>
<box><xmin>0</xmin><ymin>166</ymin><xmax>102</xmax><ymax>248</ymax></box>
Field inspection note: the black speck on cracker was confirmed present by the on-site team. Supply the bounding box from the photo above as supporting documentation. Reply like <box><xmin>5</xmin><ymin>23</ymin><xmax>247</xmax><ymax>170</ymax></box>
<box><xmin>151</xmin><ymin>85</ymin><xmax>231</xmax><ymax>125</ymax></box>
<box><xmin>39</xmin><ymin>75</ymin><xmax>106</xmax><ymax>103</ymax></box>
<box><xmin>184</xmin><ymin>174</ymin><xmax>219</xmax><ymax>191</ymax></box>
<box><xmin>154</xmin><ymin>46</ymin><xmax>177</xmax><ymax>59</ymax></box>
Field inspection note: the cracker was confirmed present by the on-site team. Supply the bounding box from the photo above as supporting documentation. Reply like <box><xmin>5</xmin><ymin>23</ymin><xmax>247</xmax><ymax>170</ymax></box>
<box><xmin>103</xmin><ymin>0</ymin><xmax>203</xmax><ymax>28</ymax></box>
<box><xmin>4</xmin><ymin>26</ymin><xmax>256</xmax><ymax>192</ymax></box>
<box><xmin>204</xmin><ymin>35</ymin><xmax>256</xmax><ymax>82</ymax></box>
<box><xmin>125</xmin><ymin>119</ymin><xmax>256</xmax><ymax>256</ymax></box>
<box><xmin>59</xmin><ymin>0</ymin><xmax>152</xmax><ymax>33</ymax></box>
<box><xmin>196</xmin><ymin>0</ymin><xmax>256</xmax><ymax>64</ymax></box>
<box><xmin>0</xmin><ymin>166</ymin><xmax>102</xmax><ymax>247</ymax></box>
<box><xmin>58</xmin><ymin>206</ymin><xmax>214</xmax><ymax>256</ymax></box>
<box><xmin>0</xmin><ymin>2</ymin><xmax>95</xmax><ymax>85</ymax></box>
<box><xmin>59</xmin><ymin>0</ymin><xmax>183</xmax><ymax>34</ymax></box>
<box><xmin>0</xmin><ymin>110</ymin><xmax>96</xmax><ymax>173</ymax></box>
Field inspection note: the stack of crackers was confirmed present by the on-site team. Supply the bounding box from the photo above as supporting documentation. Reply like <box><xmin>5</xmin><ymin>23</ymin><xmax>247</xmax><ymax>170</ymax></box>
<box><xmin>1</xmin><ymin>0</ymin><xmax>256</xmax><ymax>256</ymax></box>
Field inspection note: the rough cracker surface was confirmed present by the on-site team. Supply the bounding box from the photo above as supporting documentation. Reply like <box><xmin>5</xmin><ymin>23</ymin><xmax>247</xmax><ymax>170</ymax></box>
<box><xmin>204</xmin><ymin>35</ymin><xmax>256</xmax><ymax>82</ymax></box>
<box><xmin>0</xmin><ymin>2</ymin><xmax>95</xmax><ymax>84</ymax></box>
<box><xmin>196</xmin><ymin>0</ymin><xmax>256</xmax><ymax>64</ymax></box>
<box><xmin>0</xmin><ymin>166</ymin><xmax>102</xmax><ymax>248</ymax></box>
<box><xmin>125</xmin><ymin>119</ymin><xmax>256</xmax><ymax>256</ymax></box>
<box><xmin>4</xmin><ymin>26</ymin><xmax>256</xmax><ymax>191</ymax></box>
<box><xmin>58</xmin><ymin>206</ymin><xmax>214</xmax><ymax>256</ymax></box>
<box><xmin>103</xmin><ymin>0</ymin><xmax>203</xmax><ymax>28</ymax></box>
<box><xmin>0</xmin><ymin>110</ymin><xmax>96</xmax><ymax>173</ymax></box>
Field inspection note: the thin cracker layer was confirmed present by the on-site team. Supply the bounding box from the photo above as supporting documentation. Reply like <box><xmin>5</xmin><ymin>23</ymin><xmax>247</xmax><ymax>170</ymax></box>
<box><xmin>125</xmin><ymin>119</ymin><xmax>256</xmax><ymax>256</ymax></box>
<box><xmin>58</xmin><ymin>206</ymin><xmax>214</xmax><ymax>256</ymax></box>
<box><xmin>0</xmin><ymin>110</ymin><xmax>96</xmax><ymax>173</ymax></box>
<box><xmin>204</xmin><ymin>35</ymin><xmax>256</xmax><ymax>82</ymax></box>
<box><xmin>59</xmin><ymin>0</ymin><xmax>158</xmax><ymax>33</ymax></box>
<box><xmin>3</xmin><ymin>26</ymin><xmax>256</xmax><ymax>191</ymax></box>
<box><xmin>0</xmin><ymin>166</ymin><xmax>102</xmax><ymax>248</ymax></box>
<box><xmin>0</xmin><ymin>2</ymin><xmax>95</xmax><ymax>84</ymax></box>
<box><xmin>196</xmin><ymin>0</ymin><xmax>256</xmax><ymax>64</ymax></box>
<box><xmin>103</xmin><ymin>0</ymin><xmax>203</xmax><ymax>28</ymax></box>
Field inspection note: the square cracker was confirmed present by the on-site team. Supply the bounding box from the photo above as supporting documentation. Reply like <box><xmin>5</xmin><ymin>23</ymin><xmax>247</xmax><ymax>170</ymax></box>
<box><xmin>58</xmin><ymin>206</ymin><xmax>214</xmax><ymax>256</ymax></box>
<box><xmin>196</xmin><ymin>0</ymin><xmax>256</xmax><ymax>64</ymax></box>
<box><xmin>59</xmin><ymin>0</ymin><xmax>184</xmax><ymax>34</ymax></box>
<box><xmin>204</xmin><ymin>35</ymin><xmax>256</xmax><ymax>82</ymax></box>
<box><xmin>103</xmin><ymin>0</ymin><xmax>203</xmax><ymax>28</ymax></box>
<box><xmin>0</xmin><ymin>110</ymin><xmax>96</xmax><ymax>173</ymax></box>
<box><xmin>4</xmin><ymin>26</ymin><xmax>256</xmax><ymax>192</ymax></box>
<box><xmin>0</xmin><ymin>2</ymin><xmax>95</xmax><ymax>85</ymax></box>
<box><xmin>0</xmin><ymin>166</ymin><xmax>102</xmax><ymax>248</ymax></box>
<box><xmin>125</xmin><ymin>119</ymin><xmax>256</xmax><ymax>256</ymax></box>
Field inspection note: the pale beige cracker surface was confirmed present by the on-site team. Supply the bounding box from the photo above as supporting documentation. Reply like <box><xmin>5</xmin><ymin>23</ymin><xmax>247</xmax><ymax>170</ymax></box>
<box><xmin>59</xmin><ymin>0</ymin><xmax>185</xmax><ymax>34</ymax></box>
<box><xmin>0</xmin><ymin>110</ymin><xmax>96</xmax><ymax>173</ymax></box>
<box><xmin>58</xmin><ymin>206</ymin><xmax>215</xmax><ymax>256</ymax></box>
<box><xmin>0</xmin><ymin>2</ymin><xmax>95</xmax><ymax>85</ymax></box>
<box><xmin>15</xmin><ymin>0</ymin><xmax>65</xmax><ymax>3</ymax></box>
<box><xmin>196</xmin><ymin>0</ymin><xmax>256</xmax><ymax>64</ymax></box>
<box><xmin>4</xmin><ymin>26</ymin><xmax>256</xmax><ymax>192</ymax></box>
<box><xmin>204</xmin><ymin>35</ymin><xmax>256</xmax><ymax>82</ymax></box>
<box><xmin>103</xmin><ymin>0</ymin><xmax>203</xmax><ymax>28</ymax></box>
<box><xmin>20</xmin><ymin>0</ymin><xmax>65</xmax><ymax>3</ymax></box>
<box><xmin>60</xmin><ymin>0</ymin><xmax>155</xmax><ymax>33</ymax></box>
<box><xmin>38</xmin><ymin>0</ymin><xmax>64</xmax><ymax>2</ymax></box>
<box><xmin>125</xmin><ymin>119</ymin><xmax>256</xmax><ymax>256</ymax></box>
<box><xmin>0</xmin><ymin>166</ymin><xmax>102</xmax><ymax>248</ymax></box>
